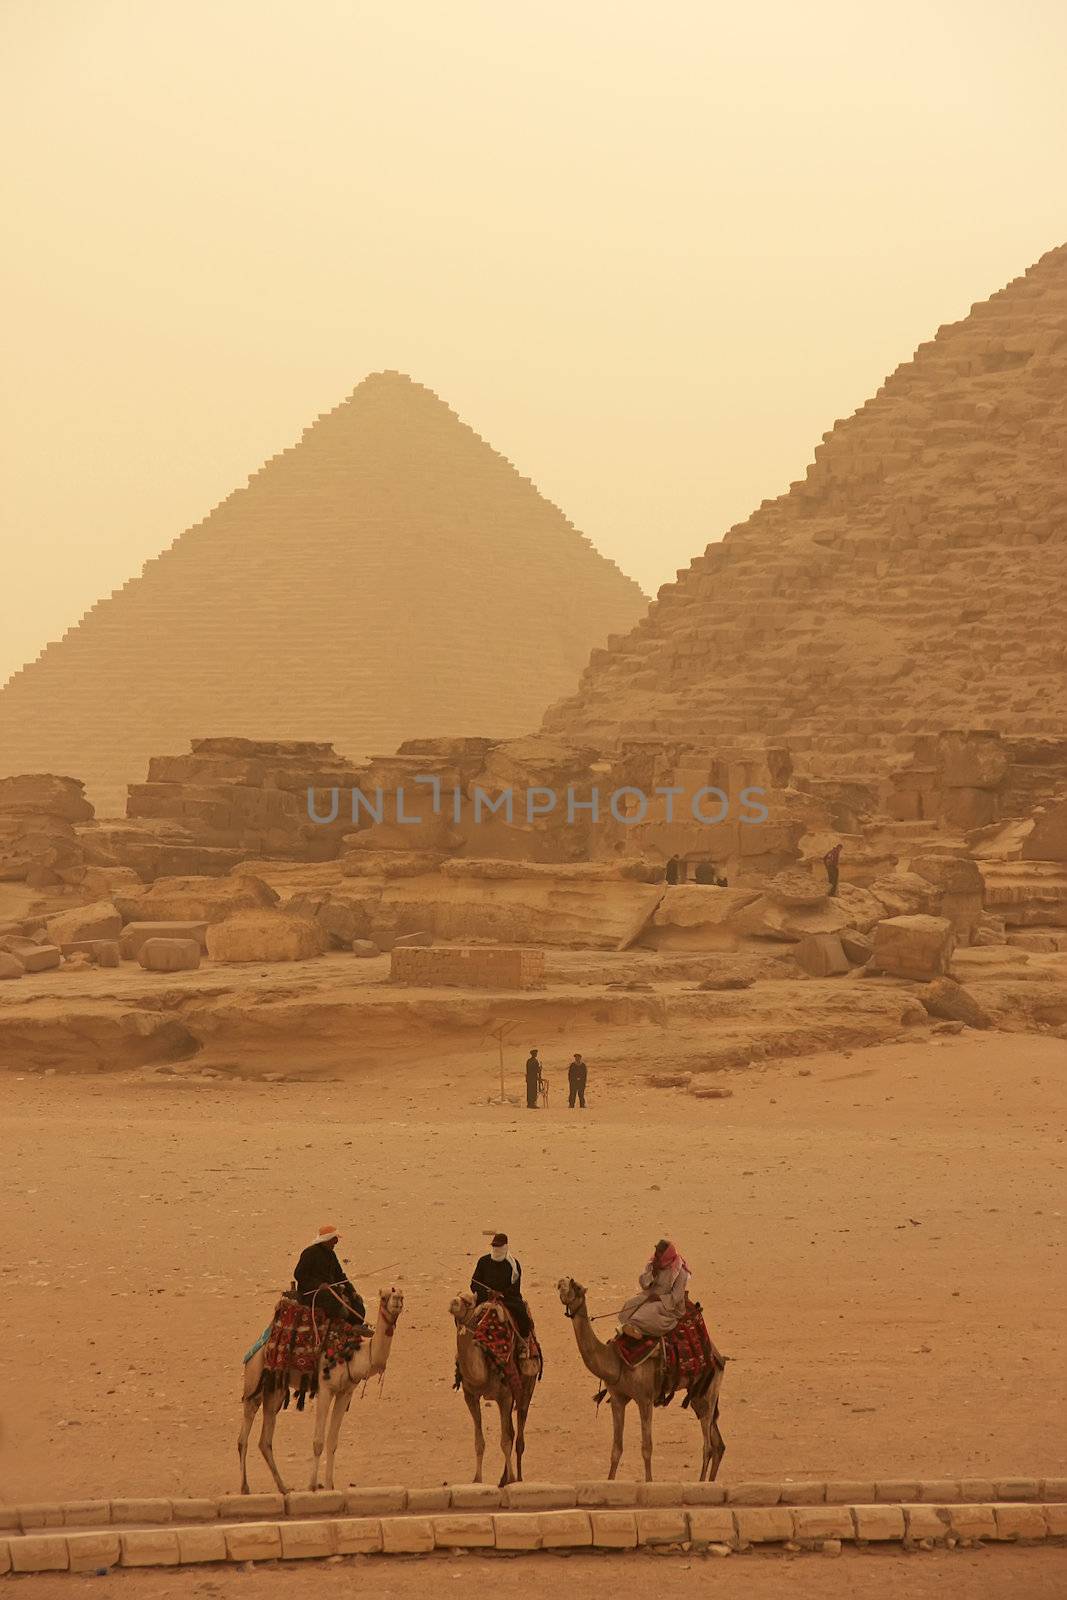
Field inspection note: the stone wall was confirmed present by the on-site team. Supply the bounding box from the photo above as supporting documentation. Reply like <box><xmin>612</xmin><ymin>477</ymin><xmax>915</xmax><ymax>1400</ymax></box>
<box><xmin>390</xmin><ymin>945</ymin><xmax>545</xmax><ymax>989</ymax></box>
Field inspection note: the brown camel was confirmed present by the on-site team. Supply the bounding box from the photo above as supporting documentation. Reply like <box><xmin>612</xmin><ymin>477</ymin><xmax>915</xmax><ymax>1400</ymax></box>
<box><xmin>557</xmin><ymin>1275</ymin><xmax>724</xmax><ymax>1482</ymax></box>
<box><xmin>238</xmin><ymin>1288</ymin><xmax>405</xmax><ymax>1494</ymax></box>
<box><xmin>450</xmin><ymin>1291</ymin><xmax>536</xmax><ymax>1486</ymax></box>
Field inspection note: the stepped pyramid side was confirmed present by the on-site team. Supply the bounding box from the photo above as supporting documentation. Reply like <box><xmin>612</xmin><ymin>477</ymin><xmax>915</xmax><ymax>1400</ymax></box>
<box><xmin>544</xmin><ymin>245</ymin><xmax>1067</xmax><ymax>780</ymax></box>
<box><xmin>0</xmin><ymin>372</ymin><xmax>646</xmax><ymax>814</ymax></box>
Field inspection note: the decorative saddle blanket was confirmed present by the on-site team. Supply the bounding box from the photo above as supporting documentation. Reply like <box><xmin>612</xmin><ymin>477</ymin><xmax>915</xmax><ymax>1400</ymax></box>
<box><xmin>610</xmin><ymin>1301</ymin><xmax>724</xmax><ymax>1408</ymax></box>
<box><xmin>258</xmin><ymin>1294</ymin><xmax>363</xmax><ymax>1389</ymax></box>
<box><xmin>463</xmin><ymin>1299</ymin><xmax>543</xmax><ymax>1407</ymax></box>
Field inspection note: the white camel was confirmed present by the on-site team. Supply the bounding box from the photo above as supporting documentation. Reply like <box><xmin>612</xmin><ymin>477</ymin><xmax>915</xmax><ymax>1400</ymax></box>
<box><xmin>238</xmin><ymin>1288</ymin><xmax>405</xmax><ymax>1493</ymax></box>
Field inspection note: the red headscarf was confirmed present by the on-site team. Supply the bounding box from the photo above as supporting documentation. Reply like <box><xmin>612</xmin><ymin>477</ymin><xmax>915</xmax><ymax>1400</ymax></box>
<box><xmin>652</xmin><ymin>1240</ymin><xmax>689</xmax><ymax>1275</ymax></box>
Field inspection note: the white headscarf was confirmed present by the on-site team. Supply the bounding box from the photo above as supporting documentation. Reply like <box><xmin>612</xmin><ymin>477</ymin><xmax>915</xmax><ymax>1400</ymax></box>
<box><xmin>490</xmin><ymin>1243</ymin><xmax>519</xmax><ymax>1283</ymax></box>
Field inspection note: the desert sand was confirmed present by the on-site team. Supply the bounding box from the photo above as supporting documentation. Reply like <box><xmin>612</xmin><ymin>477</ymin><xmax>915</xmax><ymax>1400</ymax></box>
<box><xmin>2</xmin><ymin>1030</ymin><xmax>1064</xmax><ymax>1507</ymax></box>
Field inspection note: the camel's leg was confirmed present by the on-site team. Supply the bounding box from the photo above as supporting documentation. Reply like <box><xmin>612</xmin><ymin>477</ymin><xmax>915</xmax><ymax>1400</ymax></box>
<box><xmin>463</xmin><ymin>1390</ymin><xmax>486</xmax><ymax>1484</ymax></box>
<box><xmin>496</xmin><ymin>1398</ymin><xmax>516</xmax><ymax>1488</ymax></box>
<box><xmin>323</xmin><ymin>1387</ymin><xmax>354</xmax><ymax>1492</ymax></box>
<box><xmin>237</xmin><ymin>1392</ymin><xmax>262</xmax><ymax>1493</ymax></box>
<box><xmin>690</xmin><ymin>1389</ymin><xmax>714</xmax><ymax>1482</ymax></box>
<box><xmin>258</xmin><ymin>1387</ymin><xmax>289</xmax><ymax>1495</ymax></box>
<box><xmin>607</xmin><ymin>1395</ymin><xmax>627</xmax><ymax>1480</ymax></box>
<box><xmin>637</xmin><ymin>1399</ymin><xmax>654</xmax><ymax>1482</ymax></box>
<box><xmin>309</xmin><ymin>1380</ymin><xmax>331</xmax><ymax>1491</ymax></box>
<box><xmin>514</xmin><ymin>1391</ymin><xmax>531</xmax><ymax>1483</ymax></box>
<box><xmin>708</xmin><ymin>1398</ymin><xmax>726</xmax><ymax>1482</ymax></box>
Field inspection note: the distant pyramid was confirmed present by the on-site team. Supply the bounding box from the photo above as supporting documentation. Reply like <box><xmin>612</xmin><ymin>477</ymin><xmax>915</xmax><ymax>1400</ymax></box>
<box><xmin>544</xmin><ymin>246</ymin><xmax>1067</xmax><ymax>770</ymax></box>
<box><xmin>0</xmin><ymin>372</ymin><xmax>645</xmax><ymax>813</ymax></box>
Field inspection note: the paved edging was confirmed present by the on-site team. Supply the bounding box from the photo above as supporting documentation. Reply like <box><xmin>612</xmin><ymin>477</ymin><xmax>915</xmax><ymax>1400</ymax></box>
<box><xmin>4</xmin><ymin>1476</ymin><xmax>1066</xmax><ymax>1536</ymax></box>
<box><xmin>2</xmin><ymin>1502</ymin><xmax>1064</xmax><ymax>1571</ymax></box>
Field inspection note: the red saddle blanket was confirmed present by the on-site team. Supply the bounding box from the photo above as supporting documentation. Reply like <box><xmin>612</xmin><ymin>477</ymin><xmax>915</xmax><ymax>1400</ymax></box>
<box><xmin>467</xmin><ymin>1300</ymin><xmax>543</xmax><ymax>1406</ymax></box>
<box><xmin>612</xmin><ymin>1302</ymin><xmax>723</xmax><ymax>1403</ymax></box>
<box><xmin>262</xmin><ymin>1295</ymin><xmax>362</xmax><ymax>1376</ymax></box>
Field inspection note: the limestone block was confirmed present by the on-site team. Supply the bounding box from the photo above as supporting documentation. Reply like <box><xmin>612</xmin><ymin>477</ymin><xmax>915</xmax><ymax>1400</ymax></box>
<box><xmin>0</xmin><ymin>1541</ymin><xmax>11</xmax><ymax>1575</ymax></box>
<box><xmin>853</xmin><ymin>1504</ymin><xmax>905</xmax><ymax>1541</ymax></box>
<box><xmin>0</xmin><ymin>952</ymin><xmax>24</xmax><ymax>979</ymax></box>
<box><xmin>1043</xmin><ymin>1505</ymin><xmax>1067</xmax><ymax>1536</ymax></box>
<box><xmin>0</xmin><ymin>939</ymin><xmax>61</xmax><ymax>972</ymax></box>
<box><xmin>285</xmin><ymin>1490</ymin><xmax>344</xmax><ymax>1518</ymax></box>
<box><xmin>1024</xmin><ymin>798</ymin><xmax>1067</xmax><ymax>862</ymax></box>
<box><xmin>61</xmin><ymin>938</ymin><xmax>121</xmax><ymax>966</ymax></box>
<box><xmin>380</xmin><ymin>1516</ymin><xmax>434</xmax><ymax>1553</ymax></box>
<box><xmin>111</xmin><ymin>1498</ymin><xmax>173</xmax><ymax>1524</ymax></box>
<box><xmin>635</xmin><ymin>1509</ymin><xmax>687</xmax><ymax>1544</ymax></box>
<box><xmin>351</xmin><ymin>939</ymin><xmax>380</xmax><ymax>957</ymax></box>
<box><xmin>432</xmin><ymin>1514</ymin><xmax>495</xmax><ymax>1548</ymax></box>
<box><xmin>16</xmin><ymin>1504</ymin><xmax>63</xmax><ymax>1529</ymax></box>
<box><xmin>938</xmin><ymin>731</ymin><xmax>1011</xmax><ymax>790</ymax></box>
<box><xmin>0</xmin><ymin>1508</ymin><xmax>17</xmax><ymax>1530</ymax></box>
<box><xmin>176</xmin><ymin>1526</ymin><xmax>227</xmax><ymax>1563</ymax></box>
<box><xmin>727</xmin><ymin>1481</ymin><xmax>783</xmax><ymax>1504</ymax></box>
<box><xmin>794</xmin><ymin>932</ymin><xmax>850</xmax><ymax>975</ymax></box>
<box><xmin>779</xmin><ymin>1482</ymin><xmax>826</xmax><ymax>1505</ymax></box>
<box><xmin>216</xmin><ymin>1493</ymin><xmax>284</xmax><ymax>1520</ymax></box>
<box><xmin>904</xmin><ymin>1506</ymin><xmax>947</xmax><ymax>1541</ymax></box>
<box><xmin>344</xmin><ymin>1487</ymin><xmax>406</xmax><ymax>1515</ymax></box>
<box><xmin>224</xmin><ymin>1522</ymin><xmax>282</xmax><ymax>1561</ymax></box>
<box><xmin>944</xmin><ymin>787</ymin><xmax>998</xmax><ymax>829</ymax></box>
<box><xmin>790</xmin><ymin>1507</ymin><xmax>855</xmax><ymax>1541</ymax></box>
<box><xmin>120</xmin><ymin>921</ymin><xmax>208</xmax><ymax>958</ymax></box>
<box><xmin>138</xmin><ymin>937</ymin><xmax>201</xmax><ymax>972</ymax></box>
<box><xmin>994</xmin><ymin>1478</ymin><xmax>1040</xmax><ymax>1500</ymax></box>
<box><xmin>637</xmin><ymin>1482</ymin><xmax>686</xmax><ymax>1506</ymax></box>
<box><xmin>116</xmin><ymin>874</ymin><xmax>278</xmax><ymax>925</ymax></box>
<box><xmin>168</xmin><ymin>1498</ymin><xmax>217</xmax><ymax>1521</ymax></box>
<box><xmin>67</xmin><ymin>1531</ymin><xmax>121</xmax><ymax>1572</ymax></box>
<box><xmin>10</xmin><ymin>1534</ymin><xmax>69</xmax><ymax>1571</ymax></box>
<box><xmin>686</xmin><ymin>1507</ymin><xmax>735</xmax><ymax>1545</ymax></box>
<box><xmin>1041</xmin><ymin>1479</ymin><xmax>1067</xmax><ymax>1501</ymax></box>
<box><xmin>47</xmin><ymin>900</ymin><xmax>121</xmax><ymax>945</ymax></box>
<box><xmin>577</xmin><ymin>1481</ymin><xmax>639</xmax><ymax>1506</ymax></box>
<box><xmin>872</xmin><ymin>914</ymin><xmax>955</xmax><ymax>979</ymax></box>
<box><xmin>61</xmin><ymin>1500</ymin><xmax>110</xmax><ymax>1526</ymax></box>
<box><xmin>0</xmin><ymin>774</ymin><xmax>93</xmax><ymax>822</ymax></box>
<box><xmin>206</xmin><ymin>909</ymin><xmax>327</xmax><ymax>963</ymax></box>
<box><xmin>681</xmin><ymin>1482</ymin><xmax>727</xmax><ymax>1504</ymax></box>
<box><xmin>875</xmin><ymin>1480</ymin><xmax>920</xmax><ymax>1501</ymax></box>
<box><xmin>918</xmin><ymin>977</ymin><xmax>991</xmax><ymax>1028</ymax></box>
<box><xmin>448</xmin><ymin>1484</ymin><xmax>501</xmax><ymax>1510</ymax></box>
<box><xmin>917</xmin><ymin>1480</ymin><xmax>962</xmax><ymax>1502</ymax></box>
<box><xmin>589</xmin><ymin>1511</ymin><xmax>638</xmax><ymax>1548</ymax></box>
<box><xmin>406</xmin><ymin>1488</ymin><xmax>450</xmax><ymax>1512</ymax></box>
<box><xmin>504</xmin><ymin>1483</ymin><xmax>576</xmax><ymax>1510</ymax></box>
<box><xmin>734</xmin><ymin>1507</ymin><xmax>793</xmax><ymax>1544</ymax></box>
<box><xmin>948</xmin><ymin>1504</ymin><xmax>996</xmax><ymax>1539</ymax></box>
<box><xmin>493</xmin><ymin>1513</ymin><xmax>543</xmax><ymax>1549</ymax></box>
<box><xmin>280</xmin><ymin>1520</ymin><xmax>338</xmax><ymax>1558</ymax></box>
<box><xmin>538</xmin><ymin>1510</ymin><xmax>594</xmax><ymax>1546</ymax></box>
<box><xmin>120</xmin><ymin>1530</ymin><xmax>180</xmax><ymax>1566</ymax></box>
<box><xmin>840</xmin><ymin>930</ymin><xmax>873</xmax><ymax>965</ymax></box>
<box><xmin>333</xmin><ymin>1517</ymin><xmax>383</xmax><ymax>1553</ymax></box>
<box><xmin>959</xmin><ymin>1479</ymin><xmax>996</xmax><ymax>1501</ymax></box>
<box><xmin>994</xmin><ymin>1505</ymin><xmax>1047</xmax><ymax>1540</ymax></box>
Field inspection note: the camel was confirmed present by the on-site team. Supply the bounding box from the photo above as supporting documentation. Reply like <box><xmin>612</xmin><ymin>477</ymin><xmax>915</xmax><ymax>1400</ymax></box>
<box><xmin>450</xmin><ymin>1291</ymin><xmax>536</xmax><ymax>1486</ymax></box>
<box><xmin>557</xmin><ymin>1276</ymin><xmax>724</xmax><ymax>1482</ymax></box>
<box><xmin>238</xmin><ymin>1288</ymin><xmax>405</xmax><ymax>1494</ymax></box>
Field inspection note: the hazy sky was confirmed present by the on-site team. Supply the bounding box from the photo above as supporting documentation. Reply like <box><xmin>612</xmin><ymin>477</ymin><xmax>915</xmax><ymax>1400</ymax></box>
<box><xmin>2</xmin><ymin>1</ymin><xmax>1065</xmax><ymax>686</ymax></box>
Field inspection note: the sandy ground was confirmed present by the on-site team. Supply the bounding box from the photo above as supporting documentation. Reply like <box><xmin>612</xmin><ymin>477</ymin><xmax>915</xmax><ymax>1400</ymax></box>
<box><xmin>1</xmin><ymin>1027</ymin><xmax>1064</xmax><ymax>1505</ymax></box>
<box><xmin>10</xmin><ymin>1549</ymin><xmax>1067</xmax><ymax>1600</ymax></box>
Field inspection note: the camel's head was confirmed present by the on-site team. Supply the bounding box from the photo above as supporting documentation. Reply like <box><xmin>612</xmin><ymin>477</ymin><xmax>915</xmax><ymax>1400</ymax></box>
<box><xmin>557</xmin><ymin>1276</ymin><xmax>586</xmax><ymax>1316</ymax></box>
<box><xmin>378</xmin><ymin>1287</ymin><xmax>404</xmax><ymax>1327</ymax></box>
<box><xmin>449</xmin><ymin>1290</ymin><xmax>476</xmax><ymax>1326</ymax></box>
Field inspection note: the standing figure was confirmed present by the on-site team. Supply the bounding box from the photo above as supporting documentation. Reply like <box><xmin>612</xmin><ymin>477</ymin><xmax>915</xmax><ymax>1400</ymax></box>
<box><xmin>617</xmin><ymin>1239</ymin><xmax>690</xmax><ymax>1338</ymax></box>
<box><xmin>823</xmin><ymin>841</ymin><xmax>842</xmax><ymax>897</ymax></box>
<box><xmin>472</xmin><ymin>1232</ymin><xmax>534</xmax><ymax>1340</ymax></box>
<box><xmin>524</xmin><ymin>1048</ymin><xmax>543</xmax><ymax>1110</ymax></box>
<box><xmin>664</xmin><ymin>854</ymin><xmax>681</xmax><ymax>885</ymax></box>
<box><xmin>567</xmin><ymin>1052</ymin><xmax>588</xmax><ymax>1109</ymax></box>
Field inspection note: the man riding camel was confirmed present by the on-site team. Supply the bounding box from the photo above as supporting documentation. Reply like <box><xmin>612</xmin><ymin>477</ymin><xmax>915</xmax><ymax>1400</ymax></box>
<box><xmin>618</xmin><ymin>1238</ymin><xmax>691</xmax><ymax>1339</ymax></box>
<box><xmin>292</xmin><ymin>1225</ymin><xmax>369</xmax><ymax>1328</ymax></box>
<box><xmin>471</xmin><ymin>1231</ymin><xmax>534</xmax><ymax>1342</ymax></box>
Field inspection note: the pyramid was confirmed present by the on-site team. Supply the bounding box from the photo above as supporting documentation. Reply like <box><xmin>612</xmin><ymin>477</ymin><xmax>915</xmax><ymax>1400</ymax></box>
<box><xmin>544</xmin><ymin>245</ymin><xmax>1067</xmax><ymax>778</ymax></box>
<box><xmin>0</xmin><ymin>372</ymin><xmax>645</xmax><ymax>814</ymax></box>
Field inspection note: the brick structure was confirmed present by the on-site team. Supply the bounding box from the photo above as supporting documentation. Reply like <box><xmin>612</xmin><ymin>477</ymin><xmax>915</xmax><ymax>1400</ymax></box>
<box><xmin>543</xmin><ymin>246</ymin><xmax>1067</xmax><ymax>787</ymax></box>
<box><xmin>390</xmin><ymin>945</ymin><xmax>544</xmax><ymax>990</ymax></box>
<box><xmin>0</xmin><ymin>373</ymin><xmax>645</xmax><ymax>816</ymax></box>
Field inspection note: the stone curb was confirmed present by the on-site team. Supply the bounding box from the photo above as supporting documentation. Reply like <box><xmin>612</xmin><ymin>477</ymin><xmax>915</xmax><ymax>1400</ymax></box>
<box><xmin>1</xmin><ymin>1503</ymin><xmax>1063</xmax><ymax>1571</ymax></box>
<box><xmin>4</xmin><ymin>1478</ymin><xmax>1066</xmax><ymax>1534</ymax></box>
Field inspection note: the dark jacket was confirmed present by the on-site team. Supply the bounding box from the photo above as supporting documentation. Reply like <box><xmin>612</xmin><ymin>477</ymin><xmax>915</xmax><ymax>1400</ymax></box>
<box><xmin>525</xmin><ymin>1055</ymin><xmax>542</xmax><ymax>1085</ymax></box>
<box><xmin>293</xmin><ymin>1242</ymin><xmax>365</xmax><ymax>1320</ymax></box>
<box><xmin>471</xmin><ymin>1252</ymin><xmax>532</xmax><ymax>1337</ymax></box>
<box><xmin>567</xmin><ymin>1059</ymin><xmax>588</xmax><ymax>1089</ymax></box>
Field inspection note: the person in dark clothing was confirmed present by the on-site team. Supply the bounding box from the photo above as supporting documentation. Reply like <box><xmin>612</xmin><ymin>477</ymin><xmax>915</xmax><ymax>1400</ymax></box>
<box><xmin>471</xmin><ymin>1231</ymin><xmax>533</xmax><ymax>1338</ymax></box>
<box><xmin>525</xmin><ymin>1048</ymin><xmax>543</xmax><ymax>1109</ymax></box>
<box><xmin>664</xmin><ymin>854</ymin><xmax>681</xmax><ymax>885</ymax></box>
<box><xmin>567</xmin><ymin>1052</ymin><xmax>588</xmax><ymax>1109</ymax></box>
<box><xmin>292</xmin><ymin>1226</ymin><xmax>367</xmax><ymax>1324</ymax></box>
<box><xmin>694</xmin><ymin>860</ymin><xmax>714</xmax><ymax>884</ymax></box>
<box><xmin>823</xmin><ymin>842</ymin><xmax>842</xmax><ymax>897</ymax></box>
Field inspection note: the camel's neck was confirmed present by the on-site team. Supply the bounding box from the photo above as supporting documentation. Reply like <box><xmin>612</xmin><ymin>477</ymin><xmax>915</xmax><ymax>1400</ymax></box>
<box><xmin>570</xmin><ymin>1302</ymin><xmax>621</xmax><ymax>1384</ymax></box>
<box><xmin>367</xmin><ymin>1306</ymin><xmax>397</xmax><ymax>1376</ymax></box>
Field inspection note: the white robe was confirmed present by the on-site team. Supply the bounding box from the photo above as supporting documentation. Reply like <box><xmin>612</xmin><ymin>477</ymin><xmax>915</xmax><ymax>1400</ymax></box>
<box><xmin>619</xmin><ymin>1262</ymin><xmax>689</xmax><ymax>1336</ymax></box>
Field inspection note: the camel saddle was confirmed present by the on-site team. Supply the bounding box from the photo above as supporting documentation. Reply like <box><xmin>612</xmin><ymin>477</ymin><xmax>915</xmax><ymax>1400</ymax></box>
<box><xmin>456</xmin><ymin>1298</ymin><xmax>543</xmax><ymax>1405</ymax></box>
<box><xmin>610</xmin><ymin>1299</ymin><xmax>725</xmax><ymax>1409</ymax></box>
<box><xmin>254</xmin><ymin>1293</ymin><xmax>365</xmax><ymax>1408</ymax></box>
